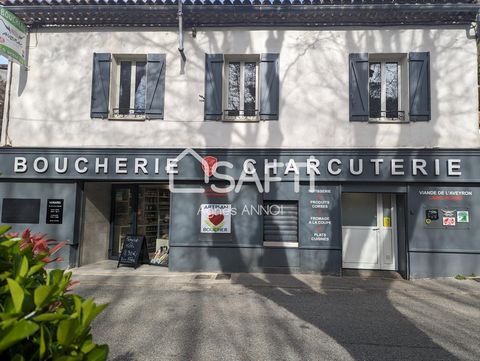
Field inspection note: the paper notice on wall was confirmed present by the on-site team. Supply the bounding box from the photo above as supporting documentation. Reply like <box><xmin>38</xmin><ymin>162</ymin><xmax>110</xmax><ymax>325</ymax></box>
<box><xmin>200</xmin><ymin>204</ymin><xmax>231</xmax><ymax>233</ymax></box>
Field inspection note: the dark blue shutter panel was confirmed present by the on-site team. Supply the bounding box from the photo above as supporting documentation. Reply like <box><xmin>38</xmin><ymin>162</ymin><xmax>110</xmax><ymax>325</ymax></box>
<box><xmin>259</xmin><ymin>53</ymin><xmax>279</xmax><ymax>121</ymax></box>
<box><xmin>204</xmin><ymin>54</ymin><xmax>224</xmax><ymax>121</ymax></box>
<box><xmin>91</xmin><ymin>53</ymin><xmax>111</xmax><ymax>119</ymax></box>
<box><xmin>409</xmin><ymin>52</ymin><xmax>431</xmax><ymax>121</ymax></box>
<box><xmin>349</xmin><ymin>53</ymin><xmax>369</xmax><ymax>121</ymax></box>
<box><xmin>146</xmin><ymin>54</ymin><xmax>166</xmax><ymax>119</ymax></box>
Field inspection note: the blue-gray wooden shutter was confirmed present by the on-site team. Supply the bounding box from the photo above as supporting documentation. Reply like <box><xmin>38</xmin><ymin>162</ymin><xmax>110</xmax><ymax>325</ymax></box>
<box><xmin>91</xmin><ymin>53</ymin><xmax>111</xmax><ymax>119</ymax></box>
<box><xmin>146</xmin><ymin>54</ymin><xmax>166</xmax><ymax>119</ymax></box>
<box><xmin>259</xmin><ymin>53</ymin><xmax>279</xmax><ymax>120</ymax></box>
<box><xmin>409</xmin><ymin>52</ymin><xmax>431</xmax><ymax>121</ymax></box>
<box><xmin>204</xmin><ymin>54</ymin><xmax>224</xmax><ymax>120</ymax></box>
<box><xmin>349</xmin><ymin>53</ymin><xmax>369</xmax><ymax>121</ymax></box>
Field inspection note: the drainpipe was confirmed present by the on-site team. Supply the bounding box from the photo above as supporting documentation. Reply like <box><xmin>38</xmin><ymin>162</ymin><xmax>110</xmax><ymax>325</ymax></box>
<box><xmin>178</xmin><ymin>0</ymin><xmax>186</xmax><ymax>63</ymax></box>
<box><xmin>1</xmin><ymin>62</ymin><xmax>13</xmax><ymax>147</ymax></box>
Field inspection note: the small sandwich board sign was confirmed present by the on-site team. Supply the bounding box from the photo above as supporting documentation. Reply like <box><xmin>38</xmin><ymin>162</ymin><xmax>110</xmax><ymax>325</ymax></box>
<box><xmin>117</xmin><ymin>235</ymin><xmax>149</xmax><ymax>269</ymax></box>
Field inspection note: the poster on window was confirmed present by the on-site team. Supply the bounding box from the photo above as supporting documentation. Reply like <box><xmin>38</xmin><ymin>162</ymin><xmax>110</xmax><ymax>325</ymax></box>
<box><xmin>200</xmin><ymin>204</ymin><xmax>231</xmax><ymax>233</ymax></box>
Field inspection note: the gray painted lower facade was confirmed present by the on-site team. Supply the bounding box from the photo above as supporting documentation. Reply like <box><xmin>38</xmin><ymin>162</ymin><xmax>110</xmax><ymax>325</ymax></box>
<box><xmin>1</xmin><ymin>148</ymin><xmax>480</xmax><ymax>279</ymax></box>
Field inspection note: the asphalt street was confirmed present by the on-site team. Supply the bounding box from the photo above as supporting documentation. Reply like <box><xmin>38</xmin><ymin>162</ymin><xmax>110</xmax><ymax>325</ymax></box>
<box><xmin>73</xmin><ymin>270</ymin><xmax>480</xmax><ymax>361</ymax></box>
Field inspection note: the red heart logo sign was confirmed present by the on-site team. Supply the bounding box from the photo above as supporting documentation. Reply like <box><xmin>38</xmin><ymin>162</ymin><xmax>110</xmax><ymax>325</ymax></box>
<box><xmin>208</xmin><ymin>213</ymin><xmax>224</xmax><ymax>226</ymax></box>
<box><xmin>202</xmin><ymin>156</ymin><xmax>217</xmax><ymax>177</ymax></box>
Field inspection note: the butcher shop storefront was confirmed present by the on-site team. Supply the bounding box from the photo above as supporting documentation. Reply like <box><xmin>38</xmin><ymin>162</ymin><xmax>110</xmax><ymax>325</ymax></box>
<box><xmin>0</xmin><ymin>147</ymin><xmax>479</xmax><ymax>279</ymax></box>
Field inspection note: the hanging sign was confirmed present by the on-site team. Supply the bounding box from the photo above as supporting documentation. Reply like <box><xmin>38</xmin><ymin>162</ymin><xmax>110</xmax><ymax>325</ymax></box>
<box><xmin>200</xmin><ymin>204</ymin><xmax>231</xmax><ymax>233</ymax></box>
<box><xmin>0</xmin><ymin>7</ymin><xmax>27</xmax><ymax>66</ymax></box>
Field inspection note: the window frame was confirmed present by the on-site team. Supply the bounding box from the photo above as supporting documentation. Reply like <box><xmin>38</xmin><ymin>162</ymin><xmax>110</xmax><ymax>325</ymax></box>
<box><xmin>368</xmin><ymin>53</ymin><xmax>409</xmax><ymax>123</ymax></box>
<box><xmin>222</xmin><ymin>54</ymin><xmax>260</xmax><ymax>122</ymax></box>
<box><xmin>109</xmin><ymin>54</ymin><xmax>148</xmax><ymax>121</ymax></box>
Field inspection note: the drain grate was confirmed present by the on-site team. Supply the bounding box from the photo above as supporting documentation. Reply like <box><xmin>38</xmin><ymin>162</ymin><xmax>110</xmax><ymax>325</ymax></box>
<box><xmin>215</xmin><ymin>274</ymin><xmax>231</xmax><ymax>280</ymax></box>
<box><xmin>194</xmin><ymin>275</ymin><xmax>212</xmax><ymax>280</ymax></box>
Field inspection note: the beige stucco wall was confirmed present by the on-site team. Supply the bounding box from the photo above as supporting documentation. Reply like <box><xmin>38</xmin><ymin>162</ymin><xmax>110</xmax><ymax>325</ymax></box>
<box><xmin>2</xmin><ymin>27</ymin><xmax>479</xmax><ymax>148</ymax></box>
<box><xmin>79</xmin><ymin>183</ymin><xmax>111</xmax><ymax>265</ymax></box>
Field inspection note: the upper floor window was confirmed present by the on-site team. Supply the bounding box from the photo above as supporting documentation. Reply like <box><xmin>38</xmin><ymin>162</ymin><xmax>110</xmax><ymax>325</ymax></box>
<box><xmin>204</xmin><ymin>53</ymin><xmax>279</xmax><ymax>121</ymax></box>
<box><xmin>91</xmin><ymin>53</ymin><xmax>166</xmax><ymax>120</ymax></box>
<box><xmin>225</xmin><ymin>56</ymin><xmax>259</xmax><ymax>120</ymax></box>
<box><xmin>111</xmin><ymin>56</ymin><xmax>147</xmax><ymax>119</ymax></box>
<box><xmin>349</xmin><ymin>52</ymin><xmax>430</xmax><ymax>123</ymax></box>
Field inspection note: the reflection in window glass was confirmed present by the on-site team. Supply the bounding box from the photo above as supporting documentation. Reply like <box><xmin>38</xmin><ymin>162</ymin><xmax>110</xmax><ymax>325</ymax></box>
<box><xmin>227</xmin><ymin>62</ymin><xmax>240</xmax><ymax>116</ymax></box>
<box><xmin>369</xmin><ymin>63</ymin><xmax>381</xmax><ymax>118</ymax></box>
<box><xmin>134</xmin><ymin>61</ymin><xmax>146</xmax><ymax>114</ymax></box>
<box><xmin>244</xmin><ymin>62</ymin><xmax>256</xmax><ymax>116</ymax></box>
<box><xmin>119</xmin><ymin>61</ymin><xmax>132</xmax><ymax>114</ymax></box>
<box><xmin>342</xmin><ymin>193</ymin><xmax>377</xmax><ymax>227</ymax></box>
<box><xmin>386</xmin><ymin>63</ymin><xmax>398</xmax><ymax>118</ymax></box>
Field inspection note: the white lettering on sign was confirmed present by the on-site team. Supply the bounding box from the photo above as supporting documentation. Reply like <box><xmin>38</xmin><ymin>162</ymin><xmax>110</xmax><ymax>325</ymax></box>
<box><xmin>115</xmin><ymin>158</ymin><xmax>128</xmax><ymax>174</ymax></box>
<box><xmin>14</xmin><ymin>157</ymin><xmax>27</xmax><ymax>173</ymax></box>
<box><xmin>370</xmin><ymin>159</ymin><xmax>384</xmax><ymax>175</ymax></box>
<box><xmin>391</xmin><ymin>159</ymin><xmax>405</xmax><ymax>176</ymax></box>
<box><xmin>243</xmin><ymin>159</ymin><xmax>257</xmax><ymax>175</ymax></box>
<box><xmin>447</xmin><ymin>159</ymin><xmax>462</xmax><ymax>176</ymax></box>
<box><xmin>75</xmin><ymin>157</ymin><xmax>88</xmax><ymax>174</ymax></box>
<box><xmin>349</xmin><ymin>159</ymin><xmax>363</xmax><ymax>175</ymax></box>
<box><xmin>55</xmin><ymin>157</ymin><xmax>68</xmax><ymax>174</ymax></box>
<box><xmin>327</xmin><ymin>159</ymin><xmax>342</xmax><ymax>175</ymax></box>
<box><xmin>306</xmin><ymin>157</ymin><xmax>320</xmax><ymax>175</ymax></box>
<box><xmin>95</xmin><ymin>158</ymin><xmax>108</xmax><ymax>174</ymax></box>
<box><xmin>165</xmin><ymin>158</ymin><xmax>178</xmax><ymax>175</ymax></box>
<box><xmin>284</xmin><ymin>159</ymin><xmax>299</xmax><ymax>175</ymax></box>
<box><xmin>134</xmin><ymin>158</ymin><xmax>148</xmax><ymax>175</ymax></box>
<box><xmin>33</xmin><ymin>157</ymin><xmax>48</xmax><ymax>173</ymax></box>
<box><xmin>412</xmin><ymin>159</ymin><xmax>427</xmax><ymax>176</ymax></box>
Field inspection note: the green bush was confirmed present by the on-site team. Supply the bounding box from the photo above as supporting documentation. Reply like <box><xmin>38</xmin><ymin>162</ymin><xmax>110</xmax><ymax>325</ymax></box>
<box><xmin>0</xmin><ymin>225</ymin><xmax>108</xmax><ymax>361</ymax></box>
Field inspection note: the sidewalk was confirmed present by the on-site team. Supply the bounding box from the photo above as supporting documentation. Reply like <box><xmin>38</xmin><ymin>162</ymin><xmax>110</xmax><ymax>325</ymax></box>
<box><xmin>71</xmin><ymin>260</ymin><xmax>480</xmax><ymax>296</ymax></box>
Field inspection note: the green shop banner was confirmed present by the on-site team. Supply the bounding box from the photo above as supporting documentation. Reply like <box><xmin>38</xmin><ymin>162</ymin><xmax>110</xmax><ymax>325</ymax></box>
<box><xmin>0</xmin><ymin>7</ymin><xmax>27</xmax><ymax>66</ymax></box>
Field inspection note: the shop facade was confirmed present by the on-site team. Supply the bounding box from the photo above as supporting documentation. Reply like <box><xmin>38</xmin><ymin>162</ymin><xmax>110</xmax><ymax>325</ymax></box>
<box><xmin>1</xmin><ymin>148</ymin><xmax>480</xmax><ymax>278</ymax></box>
<box><xmin>1</xmin><ymin>1</ymin><xmax>479</xmax><ymax>278</ymax></box>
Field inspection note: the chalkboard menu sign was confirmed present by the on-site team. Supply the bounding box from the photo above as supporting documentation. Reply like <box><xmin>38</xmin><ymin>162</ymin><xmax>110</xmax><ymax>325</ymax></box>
<box><xmin>117</xmin><ymin>235</ymin><xmax>149</xmax><ymax>268</ymax></box>
<box><xmin>46</xmin><ymin>199</ymin><xmax>64</xmax><ymax>224</ymax></box>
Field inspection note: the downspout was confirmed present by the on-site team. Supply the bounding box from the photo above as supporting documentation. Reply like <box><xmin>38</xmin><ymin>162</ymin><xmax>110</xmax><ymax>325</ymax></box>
<box><xmin>178</xmin><ymin>0</ymin><xmax>186</xmax><ymax>63</ymax></box>
<box><xmin>2</xmin><ymin>62</ymin><xmax>13</xmax><ymax>147</ymax></box>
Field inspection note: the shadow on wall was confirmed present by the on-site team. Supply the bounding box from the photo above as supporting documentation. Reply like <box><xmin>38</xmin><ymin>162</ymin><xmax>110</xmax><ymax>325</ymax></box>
<box><xmin>198</xmin><ymin>29</ymin><xmax>458</xmax><ymax>360</ymax></box>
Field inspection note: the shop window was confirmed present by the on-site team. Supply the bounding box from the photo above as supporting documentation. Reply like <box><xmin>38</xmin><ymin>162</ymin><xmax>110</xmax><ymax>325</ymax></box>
<box><xmin>349</xmin><ymin>52</ymin><xmax>430</xmax><ymax>122</ymax></box>
<box><xmin>110</xmin><ymin>185</ymin><xmax>170</xmax><ymax>266</ymax></box>
<box><xmin>91</xmin><ymin>53</ymin><xmax>166</xmax><ymax>120</ymax></box>
<box><xmin>263</xmin><ymin>201</ymin><xmax>298</xmax><ymax>247</ymax></box>
<box><xmin>204</xmin><ymin>53</ymin><xmax>279</xmax><ymax>121</ymax></box>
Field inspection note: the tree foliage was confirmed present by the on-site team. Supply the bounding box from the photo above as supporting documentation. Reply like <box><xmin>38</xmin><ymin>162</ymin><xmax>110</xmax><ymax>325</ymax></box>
<box><xmin>0</xmin><ymin>226</ymin><xmax>108</xmax><ymax>361</ymax></box>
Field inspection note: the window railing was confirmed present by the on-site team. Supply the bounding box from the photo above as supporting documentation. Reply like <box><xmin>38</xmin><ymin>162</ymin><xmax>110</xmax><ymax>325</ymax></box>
<box><xmin>370</xmin><ymin>110</ymin><xmax>406</xmax><ymax>121</ymax></box>
<box><xmin>223</xmin><ymin>109</ymin><xmax>259</xmax><ymax>121</ymax></box>
<box><xmin>111</xmin><ymin>108</ymin><xmax>146</xmax><ymax>119</ymax></box>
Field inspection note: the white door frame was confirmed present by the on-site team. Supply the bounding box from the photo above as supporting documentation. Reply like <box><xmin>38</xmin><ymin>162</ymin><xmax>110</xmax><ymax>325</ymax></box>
<box><xmin>342</xmin><ymin>193</ymin><xmax>398</xmax><ymax>271</ymax></box>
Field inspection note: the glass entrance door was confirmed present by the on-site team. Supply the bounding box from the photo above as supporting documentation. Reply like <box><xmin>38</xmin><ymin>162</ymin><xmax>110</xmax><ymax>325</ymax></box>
<box><xmin>341</xmin><ymin>193</ymin><xmax>397</xmax><ymax>270</ymax></box>
<box><xmin>110</xmin><ymin>184</ymin><xmax>170</xmax><ymax>265</ymax></box>
<box><xmin>111</xmin><ymin>186</ymin><xmax>135</xmax><ymax>258</ymax></box>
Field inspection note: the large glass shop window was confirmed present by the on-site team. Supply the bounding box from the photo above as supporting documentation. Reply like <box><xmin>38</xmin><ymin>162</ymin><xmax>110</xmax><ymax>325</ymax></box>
<box><xmin>111</xmin><ymin>185</ymin><xmax>170</xmax><ymax>266</ymax></box>
<box><xmin>137</xmin><ymin>185</ymin><xmax>170</xmax><ymax>266</ymax></box>
<box><xmin>112</xmin><ymin>187</ymin><xmax>134</xmax><ymax>258</ymax></box>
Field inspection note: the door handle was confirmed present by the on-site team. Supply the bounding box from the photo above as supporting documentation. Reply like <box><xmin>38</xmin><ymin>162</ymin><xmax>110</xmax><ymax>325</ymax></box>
<box><xmin>373</xmin><ymin>227</ymin><xmax>379</xmax><ymax>230</ymax></box>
